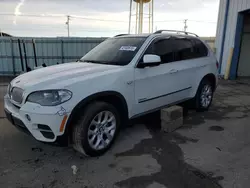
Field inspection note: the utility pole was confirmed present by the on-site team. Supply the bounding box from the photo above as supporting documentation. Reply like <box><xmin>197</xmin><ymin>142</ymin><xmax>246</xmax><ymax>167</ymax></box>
<box><xmin>128</xmin><ymin>0</ymin><xmax>132</xmax><ymax>34</ymax></box>
<box><xmin>66</xmin><ymin>15</ymin><xmax>70</xmax><ymax>37</ymax></box>
<box><xmin>184</xmin><ymin>19</ymin><xmax>188</xmax><ymax>32</ymax></box>
<box><xmin>152</xmin><ymin>0</ymin><xmax>154</xmax><ymax>33</ymax></box>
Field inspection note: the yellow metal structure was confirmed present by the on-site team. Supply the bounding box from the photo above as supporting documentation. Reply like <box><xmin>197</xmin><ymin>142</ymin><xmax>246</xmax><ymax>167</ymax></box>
<box><xmin>133</xmin><ymin>0</ymin><xmax>151</xmax><ymax>2</ymax></box>
<box><xmin>224</xmin><ymin>48</ymin><xmax>234</xmax><ymax>80</ymax></box>
<box><xmin>129</xmin><ymin>0</ymin><xmax>154</xmax><ymax>34</ymax></box>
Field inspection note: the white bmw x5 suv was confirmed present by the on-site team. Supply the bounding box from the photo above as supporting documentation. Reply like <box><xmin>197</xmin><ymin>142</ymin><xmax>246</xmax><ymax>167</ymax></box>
<box><xmin>4</xmin><ymin>30</ymin><xmax>218</xmax><ymax>156</ymax></box>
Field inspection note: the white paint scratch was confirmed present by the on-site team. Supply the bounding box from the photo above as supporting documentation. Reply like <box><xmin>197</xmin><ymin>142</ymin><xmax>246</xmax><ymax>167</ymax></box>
<box><xmin>13</xmin><ymin>0</ymin><xmax>26</xmax><ymax>25</ymax></box>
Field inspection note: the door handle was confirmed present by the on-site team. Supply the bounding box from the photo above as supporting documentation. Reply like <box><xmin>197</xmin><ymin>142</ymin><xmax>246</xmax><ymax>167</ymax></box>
<box><xmin>169</xmin><ymin>69</ymin><xmax>178</xmax><ymax>74</ymax></box>
<box><xmin>199</xmin><ymin>65</ymin><xmax>207</xmax><ymax>68</ymax></box>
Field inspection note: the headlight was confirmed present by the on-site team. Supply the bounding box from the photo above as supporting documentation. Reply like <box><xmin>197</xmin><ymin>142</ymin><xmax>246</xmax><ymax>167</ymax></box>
<box><xmin>27</xmin><ymin>90</ymin><xmax>72</xmax><ymax>106</ymax></box>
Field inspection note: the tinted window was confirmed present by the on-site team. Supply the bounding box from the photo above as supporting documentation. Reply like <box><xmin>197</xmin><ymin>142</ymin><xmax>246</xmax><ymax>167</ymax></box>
<box><xmin>81</xmin><ymin>37</ymin><xmax>146</xmax><ymax>66</ymax></box>
<box><xmin>145</xmin><ymin>38</ymin><xmax>174</xmax><ymax>63</ymax></box>
<box><xmin>191</xmin><ymin>39</ymin><xmax>208</xmax><ymax>58</ymax></box>
<box><xmin>172</xmin><ymin>38</ymin><xmax>194</xmax><ymax>61</ymax></box>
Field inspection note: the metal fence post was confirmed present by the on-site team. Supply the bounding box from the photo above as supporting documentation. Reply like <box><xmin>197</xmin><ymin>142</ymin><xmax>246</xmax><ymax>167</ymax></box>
<box><xmin>22</xmin><ymin>40</ymin><xmax>29</xmax><ymax>72</ymax></box>
<box><xmin>10</xmin><ymin>38</ymin><xmax>16</xmax><ymax>75</ymax></box>
<box><xmin>61</xmin><ymin>40</ymin><xmax>64</xmax><ymax>63</ymax></box>
<box><xmin>17</xmin><ymin>39</ymin><xmax>24</xmax><ymax>72</ymax></box>
<box><xmin>32</xmin><ymin>39</ymin><xmax>38</xmax><ymax>67</ymax></box>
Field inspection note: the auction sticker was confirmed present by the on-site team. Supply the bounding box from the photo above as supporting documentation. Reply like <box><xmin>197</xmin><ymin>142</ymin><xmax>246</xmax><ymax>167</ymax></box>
<box><xmin>119</xmin><ymin>46</ymin><xmax>137</xmax><ymax>51</ymax></box>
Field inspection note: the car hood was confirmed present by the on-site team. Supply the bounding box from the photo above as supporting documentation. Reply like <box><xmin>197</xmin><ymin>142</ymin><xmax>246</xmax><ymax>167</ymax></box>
<box><xmin>11</xmin><ymin>62</ymin><xmax>122</xmax><ymax>90</ymax></box>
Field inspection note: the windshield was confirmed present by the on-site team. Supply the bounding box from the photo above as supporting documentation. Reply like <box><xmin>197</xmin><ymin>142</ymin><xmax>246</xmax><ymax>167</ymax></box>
<box><xmin>81</xmin><ymin>37</ymin><xmax>146</xmax><ymax>66</ymax></box>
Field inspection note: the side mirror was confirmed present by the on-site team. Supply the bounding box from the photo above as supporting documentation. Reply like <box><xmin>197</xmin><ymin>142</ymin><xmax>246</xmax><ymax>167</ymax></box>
<box><xmin>138</xmin><ymin>54</ymin><xmax>161</xmax><ymax>68</ymax></box>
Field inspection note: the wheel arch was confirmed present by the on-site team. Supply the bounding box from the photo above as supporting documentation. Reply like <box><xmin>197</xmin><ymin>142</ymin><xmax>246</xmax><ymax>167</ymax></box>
<box><xmin>190</xmin><ymin>73</ymin><xmax>217</xmax><ymax>99</ymax></box>
<box><xmin>64</xmin><ymin>91</ymin><xmax>129</xmax><ymax>139</ymax></box>
<box><xmin>201</xmin><ymin>73</ymin><xmax>217</xmax><ymax>91</ymax></box>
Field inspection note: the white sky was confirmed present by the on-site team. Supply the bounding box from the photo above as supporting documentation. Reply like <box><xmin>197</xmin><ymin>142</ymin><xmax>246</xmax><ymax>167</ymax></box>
<box><xmin>0</xmin><ymin>0</ymin><xmax>220</xmax><ymax>37</ymax></box>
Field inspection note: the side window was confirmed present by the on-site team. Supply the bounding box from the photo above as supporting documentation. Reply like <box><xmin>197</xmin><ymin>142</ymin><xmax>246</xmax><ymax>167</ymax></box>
<box><xmin>191</xmin><ymin>39</ymin><xmax>208</xmax><ymax>58</ymax></box>
<box><xmin>145</xmin><ymin>38</ymin><xmax>174</xmax><ymax>64</ymax></box>
<box><xmin>173</xmin><ymin>38</ymin><xmax>195</xmax><ymax>61</ymax></box>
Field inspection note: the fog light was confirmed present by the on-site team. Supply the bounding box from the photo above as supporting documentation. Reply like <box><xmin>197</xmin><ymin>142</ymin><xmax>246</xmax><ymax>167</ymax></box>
<box><xmin>25</xmin><ymin>114</ymin><xmax>31</xmax><ymax>121</ymax></box>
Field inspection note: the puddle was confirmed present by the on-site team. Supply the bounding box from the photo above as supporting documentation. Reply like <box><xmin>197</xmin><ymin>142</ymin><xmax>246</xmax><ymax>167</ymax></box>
<box><xmin>209</xmin><ymin>126</ymin><xmax>224</xmax><ymax>132</ymax></box>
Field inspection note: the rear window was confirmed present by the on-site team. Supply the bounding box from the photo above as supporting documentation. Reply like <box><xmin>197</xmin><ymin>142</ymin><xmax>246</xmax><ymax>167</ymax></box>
<box><xmin>191</xmin><ymin>38</ymin><xmax>208</xmax><ymax>58</ymax></box>
<box><xmin>172</xmin><ymin>38</ymin><xmax>208</xmax><ymax>61</ymax></box>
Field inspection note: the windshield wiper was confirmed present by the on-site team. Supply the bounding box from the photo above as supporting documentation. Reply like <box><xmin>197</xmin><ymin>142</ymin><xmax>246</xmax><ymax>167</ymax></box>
<box><xmin>76</xmin><ymin>59</ymin><xmax>85</xmax><ymax>62</ymax></box>
<box><xmin>81</xmin><ymin>60</ymin><xmax>107</xmax><ymax>64</ymax></box>
<box><xmin>77</xmin><ymin>59</ymin><xmax>99</xmax><ymax>63</ymax></box>
<box><xmin>79</xmin><ymin>60</ymin><xmax>120</xmax><ymax>65</ymax></box>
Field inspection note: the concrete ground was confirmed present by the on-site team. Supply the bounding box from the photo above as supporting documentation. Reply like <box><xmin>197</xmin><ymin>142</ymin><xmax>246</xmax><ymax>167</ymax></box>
<box><xmin>0</xmin><ymin>79</ymin><xmax>250</xmax><ymax>188</ymax></box>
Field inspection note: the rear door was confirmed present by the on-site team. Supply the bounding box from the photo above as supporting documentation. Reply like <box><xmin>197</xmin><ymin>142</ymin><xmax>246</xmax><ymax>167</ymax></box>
<box><xmin>166</xmin><ymin>37</ymin><xmax>196</xmax><ymax>100</ymax></box>
<box><xmin>186</xmin><ymin>38</ymin><xmax>212</xmax><ymax>93</ymax></box>
<box><xmin>171</xmin><ymin>37</ymin><xmax>215</xmax><ymax>98</ymax></box>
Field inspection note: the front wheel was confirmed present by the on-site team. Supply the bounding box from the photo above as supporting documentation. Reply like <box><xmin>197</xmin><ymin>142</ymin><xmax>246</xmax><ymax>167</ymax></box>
<box><xmin>72</xmin><ymin>102</ymin><xmax>120</xmax><ymax>157</ymax></box>
<box><xmin>194</xmin><ymin>79</ymin><xmax>214</xmax><ymax>112</ymax></box>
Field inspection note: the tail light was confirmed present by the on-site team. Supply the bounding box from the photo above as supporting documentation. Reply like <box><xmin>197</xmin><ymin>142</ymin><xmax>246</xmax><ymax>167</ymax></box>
<box><xmin>216</xmin><ymin>61</ymin><xmax>219</xmax><ymax>69</ymax></box>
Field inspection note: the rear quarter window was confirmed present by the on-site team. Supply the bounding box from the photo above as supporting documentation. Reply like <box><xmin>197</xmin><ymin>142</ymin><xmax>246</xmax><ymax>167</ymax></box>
<box><xmin>191</xmin><ymin>38</ymin><xmax>208</xmax><ymax>58</ymax></box>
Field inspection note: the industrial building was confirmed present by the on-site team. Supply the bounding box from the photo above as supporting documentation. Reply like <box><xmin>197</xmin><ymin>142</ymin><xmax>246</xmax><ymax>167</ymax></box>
<box><xmin>216</xmin><ymin>0</ymin><xmax>250</xmax><ymax>79</ymax></box>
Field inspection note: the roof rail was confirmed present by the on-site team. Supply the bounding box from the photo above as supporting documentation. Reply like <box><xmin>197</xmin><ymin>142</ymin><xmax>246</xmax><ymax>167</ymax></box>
<box><xmin>114</xmin><ymin>34</ymin><xmax>129</xmax><ymax>37</ymax></box>
<box><xmin>154</xmin><ymin>30</ymin><xmax>199</xmax><ymax>37</ymax></box>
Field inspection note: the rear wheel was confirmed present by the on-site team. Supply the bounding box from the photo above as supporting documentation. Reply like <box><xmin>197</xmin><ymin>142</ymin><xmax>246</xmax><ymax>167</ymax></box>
<box><xmin>194</xmin><ymin>79</ymin><xmax>214</xmax><ymax>111</ymax></box>
<box><xmin>72</xmin><ymin>102</ymin><xmax>120</xmax><ymax>157</ymax></box>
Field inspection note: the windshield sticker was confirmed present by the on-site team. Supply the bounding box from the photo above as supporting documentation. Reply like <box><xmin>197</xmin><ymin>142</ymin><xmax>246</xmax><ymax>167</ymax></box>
<box><xmin>119</xmin><ymin>46</ymin><xmax>137</xmax><ymax>51</ymax></box>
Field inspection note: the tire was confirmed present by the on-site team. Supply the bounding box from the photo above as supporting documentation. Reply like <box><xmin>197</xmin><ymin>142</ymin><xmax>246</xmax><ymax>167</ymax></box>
<box><xmin>72</xmin><ymin>102</ymin><xmax>121</xmax><ymax>157</ymax></box>
<box><xmin>194</xmin><ymin>79</ymin><xmax>214</xmax><ymax>112</ymax></box>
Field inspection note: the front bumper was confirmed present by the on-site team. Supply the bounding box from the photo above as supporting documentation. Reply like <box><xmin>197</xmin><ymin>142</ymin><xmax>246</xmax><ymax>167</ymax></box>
<box><xmin>4</xmin><ymin>95</ymin><xmax>70</xmax><ymax>142</ymax></box>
